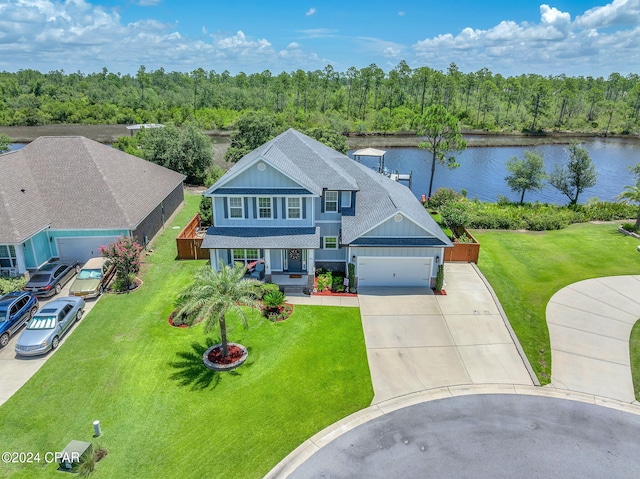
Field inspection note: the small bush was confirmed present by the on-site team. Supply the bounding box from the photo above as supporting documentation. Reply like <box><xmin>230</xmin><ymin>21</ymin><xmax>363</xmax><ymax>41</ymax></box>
<box><xmin>435</xmin><ymin>264</ymin><xmax>444</xmax><ymax>292</ymax></box>
<box><xmin>428</xmin><ymin>187</ymin><xmax>460</xmax><ymax>209</ymax></box>
<box><xmin>440</xmin><ymin>201</ymin><xmax>471</xmax><ymax>229</ymax></box>
<box><xmin>263</xmin><ymin>291</ymin><xmax>286</xmax><ymax>310</ymax></box>
<box><xmin>0</xmin><ymin>276</ymin><xmax>27</xmax><ymax>295</ymax></box>
<box><xmin>316</xmin><ymin>272</ymin><xmax>332</xmax><ymax>291</ymax></box>
<box><xmin>254</xmin><ymin>282</ymin><xmax>280</xmax><ymax>299</ymax></box>
<box><xmin>347</xmin><ymin>263</ymin><xmax>356</xmax><ymax>292</ymax></box>
<box><xmin>622</xmin><ymin>223</ymin><xmax>640</xmax><ymax>233</ymax></box>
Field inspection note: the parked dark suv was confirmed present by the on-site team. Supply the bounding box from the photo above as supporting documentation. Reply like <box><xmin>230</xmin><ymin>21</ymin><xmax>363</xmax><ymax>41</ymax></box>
<box><xmin>0</xmin><ymin>291</ymin><xmax>39</xmax><ymax>348</ymax></box>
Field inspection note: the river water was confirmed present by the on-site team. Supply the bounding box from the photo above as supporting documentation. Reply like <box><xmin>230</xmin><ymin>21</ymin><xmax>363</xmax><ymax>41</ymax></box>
<box><xmin>348</xmin><ymin>137</ymin><xmax>640</xmax><ymax>204</ymax></box>
<box><xmin>10</xmin><ymin>138</ymin><xmax>639</xmax><ymax>205</ymax></box>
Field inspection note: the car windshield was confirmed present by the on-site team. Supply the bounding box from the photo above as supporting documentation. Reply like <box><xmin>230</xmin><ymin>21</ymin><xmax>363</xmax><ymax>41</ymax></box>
<box><xmin>77</xmin><ymin>269</ymin><xmax>102</xmax><ymax>280</ymax></box>
<box><xmin>27</xmin><ymin>316</ymin><xmax>57</xmax><ymax>330</ymax></box>
<box><xmin>30</xmin><ymin>274</ymin><xmax>51</xmax><ymax>282</ymax></box>
<box><xmin>0</xmin><ymin>311</ymin><xmax>7</xmax><ymax>322</ymax></box>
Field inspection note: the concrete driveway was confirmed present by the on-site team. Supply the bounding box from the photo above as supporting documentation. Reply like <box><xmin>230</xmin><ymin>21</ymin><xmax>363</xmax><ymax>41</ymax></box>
<box><xmin>0</xmin><ymin>282</ymin><xmax>102</xmax><ymax>406</ymax></box>
<box><xmin>547</xmin><ymin>275</ymin><xmax>640</xmax><ymax>403</ymax></box>
<box><xmin>359</xmin><ymin>263</ymin><xmax>535</xmax><ymax>404</ymax></box>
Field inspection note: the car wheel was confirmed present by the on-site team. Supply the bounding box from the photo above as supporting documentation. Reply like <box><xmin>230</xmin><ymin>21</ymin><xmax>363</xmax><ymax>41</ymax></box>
<box><xmin>76</xmin><ymin>309</ymin><xmax>83</xmax><ymax>321</ymax></box>
<box><xmin>0</xmin><ymin>333</ymin><xmax>9</xmax><ymax>348</ymax></box>
<box><xmin>98</xmin><ymin>285</ymin><xmax>104</xmax><ymax>296</ymax></box>
<box><xmin>29</xmin><ymin>307</ymin><xmax>37</xmax><ymax>319</ymax></box>
<box><xmin>51</xmin><ymin>336</ymin><xmax>60</xmax><ymax>350</ymax></box>
<box><xmin>75</xmin><ymin>264</ymin><xmax>81</xmax><ymax>274</ymax></box>
<box><xmin>54</xmin><ymin>283</ymin><xmax>61</xmax><ymax>295</ymax></box>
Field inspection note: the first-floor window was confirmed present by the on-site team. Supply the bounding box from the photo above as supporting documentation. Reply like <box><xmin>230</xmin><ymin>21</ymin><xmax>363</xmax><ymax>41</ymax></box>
<box><xmin>323</xmin><ymin>237</ymin><xmax>338</xmax><ymax>249</ymax></box>
<box><xmin>0</xmin><ymin>245</ymin><xmax>17</xmax><ymax>268</ymax></box>
<box><xmin>229</xmin><ymin>197</ymin><xmax>244</xmax><ymax>219</ymax></box>
<box><xmin>232</xmin><ymin>249</ymin><xmax>259</xmax><ymax>265</ymax></box>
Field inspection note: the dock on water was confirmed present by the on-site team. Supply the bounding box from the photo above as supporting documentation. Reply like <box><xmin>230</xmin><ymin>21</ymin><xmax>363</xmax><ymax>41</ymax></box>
<box><xmin>352</xmin><ymin>147</ymin><xmax>412</xmax><ymax>189</ymax></box>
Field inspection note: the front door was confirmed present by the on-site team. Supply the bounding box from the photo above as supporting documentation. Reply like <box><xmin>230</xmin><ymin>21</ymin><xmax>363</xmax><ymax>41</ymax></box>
<box><xmin>286</xmin><ymin>249</ymin><xmax>303</xmax><ymax>272</ymax></box>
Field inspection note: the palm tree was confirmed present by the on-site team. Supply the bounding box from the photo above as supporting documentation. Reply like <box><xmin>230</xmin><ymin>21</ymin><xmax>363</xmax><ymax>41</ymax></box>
<box><xmin>176</xmin><ymin>262</ymin><xmax>262</xmax><ymax>358</ymax></box>
<box><xmin>618</xmin><ymin>183</ymin><xmax>640</xmax><ymax>228</ymax></box>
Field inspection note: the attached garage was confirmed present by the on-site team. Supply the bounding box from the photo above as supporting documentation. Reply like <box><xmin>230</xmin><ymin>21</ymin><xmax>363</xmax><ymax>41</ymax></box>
<box><xmin>357</xmin><ymin>257</ymin><xmax>433</xmax><ymax>287</ymax></box>
<box><xmin>56</xmin><ymin>237</ymin><xmax>119</xmax><ymax>264</ymax></box>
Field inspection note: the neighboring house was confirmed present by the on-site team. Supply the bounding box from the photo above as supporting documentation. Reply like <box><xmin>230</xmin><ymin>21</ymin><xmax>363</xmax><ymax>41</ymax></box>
<box><xmin>201</xmin><ymin>129</ymin><xmax>452</xmax><ymax>289</ymax></box>
<box><xmin>0</xmin><ymin>136</ymin><xmax>185</xmax><ymax>276</ymax></box>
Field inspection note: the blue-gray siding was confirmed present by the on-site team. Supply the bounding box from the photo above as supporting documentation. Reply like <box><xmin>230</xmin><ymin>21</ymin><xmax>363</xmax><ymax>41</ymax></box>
<box><xmin>213</xmin><ymin>196</ymin><xmax>314</xmax><ymax>227</ymax></box>
<box><xmin>362</xmin><ymin>215</ymin><xmax>429</xmax><ymax>237</ymax></box>
<box><xmin>224</xmin><ymin>162</ymin><xmax>303</xmax><ymax>189</ymax></box>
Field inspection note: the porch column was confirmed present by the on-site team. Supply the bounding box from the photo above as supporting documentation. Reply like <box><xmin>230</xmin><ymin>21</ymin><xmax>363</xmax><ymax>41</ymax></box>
<box><xmin>210</xmin><ymin>249</ymin><xmax>219</xmax><ymax>270</ymax></box>
<box><xmin>264</xmin><ymin>249</ymin><xmax>271</xmax><ymax>274</ymax></box>
<box><xmin>307</xmin><ymin>249</ymin><xmax>315</xmax><ymax>275</ymax></box>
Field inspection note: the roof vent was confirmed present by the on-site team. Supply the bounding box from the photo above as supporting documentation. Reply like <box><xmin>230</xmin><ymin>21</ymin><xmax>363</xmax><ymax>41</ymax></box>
<box><xmin>394</xmin><ymin>213</ymin><xmax>403</xmax><ymax>222</ymax></box>
<box><xmin>257</xmin><ymin>162</ymin><xmax>266</xmax><ymax>172</ymax></box>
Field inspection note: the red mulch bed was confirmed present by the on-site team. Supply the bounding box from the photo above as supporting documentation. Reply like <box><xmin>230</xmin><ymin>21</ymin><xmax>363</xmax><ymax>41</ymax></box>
<box><xmin>312</xmin><ymin>290</ymin><xmax>357</xmax><ymax>297</ymax></box>
<box><xmin>207</xmin><ymin>344</ymin><xmax>245</xmax><ymax>365</ymax></box>
<box><xmin>312</xmin><ymin>277</ymin><xmax>357</xmax><ymax>296</ymax></box>
<box><xmin>432</xmin><ymin>289</ymin><xmax>447</xmax><ymax>295</ymax></box>
<box><xmin>261</xmin><ymin>303</ymin><xmax>294</xmax><ymax>322</ymax></box>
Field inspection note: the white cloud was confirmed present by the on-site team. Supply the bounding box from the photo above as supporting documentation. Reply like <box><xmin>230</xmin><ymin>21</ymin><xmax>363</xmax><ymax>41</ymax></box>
<box><xmin>576</xmin><ymin>0</ymin><xmax>640</xmax><ymax>28</ymax></box>
<box><xmin>306</xmin><ymin>7</ymin><xmax>316</xmax><ymax>16</ymax></box>
<box><xmin>0</xmin><ymin>0</ymin><xmax>321</xmax><ymax>74</ymax></box>
<box><xmin>412</xmin><ymin>1</ymin><xmax>640</xmax><ymax>75</ymax></box>
<box><xmin>297</xmin><ymin>28</ymin><xmax>338</xmax><ymax>38</ymax></box>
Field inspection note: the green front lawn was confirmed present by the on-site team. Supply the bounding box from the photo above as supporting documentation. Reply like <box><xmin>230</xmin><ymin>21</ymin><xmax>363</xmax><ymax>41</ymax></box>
<box><xmin>474</xmin><ymin>222</ymin><xmax>640</xmax><ymax>384</ymax></box>
<box><xmin>0</xmin><ymin>194</ymin><xmax>373</xmax><ymax>478</ymax></box>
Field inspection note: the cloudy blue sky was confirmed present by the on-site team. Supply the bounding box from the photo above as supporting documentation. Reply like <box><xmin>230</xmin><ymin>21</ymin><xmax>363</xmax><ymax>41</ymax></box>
<box><xmin>0</xmin><ymin>0</ymin><xmax>639</xmax><ymax>77</ymax></box>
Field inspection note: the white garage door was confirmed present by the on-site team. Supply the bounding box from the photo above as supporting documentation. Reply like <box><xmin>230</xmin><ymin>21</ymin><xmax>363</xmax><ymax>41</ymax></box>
<box><xmin>357</xmin><ymin>257</ymin><xmax>432</xmax><ymax>287</ymax></box>
<box><xmin>56</xmin><ymin>237</ymin><xmax>119</xmax><ymax>264</ymax></box>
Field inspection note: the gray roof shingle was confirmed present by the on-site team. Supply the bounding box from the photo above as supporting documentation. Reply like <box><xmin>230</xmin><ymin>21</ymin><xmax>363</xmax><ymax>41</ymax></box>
<box><xmin>202</xmin><ymin>226</ymin><xmax>320</xmax><ymax>249</ymax></box>
<box><xmin>0</xmin><ymin>136</ymin><xmax>185</xmax><ymax>243</ymax></box>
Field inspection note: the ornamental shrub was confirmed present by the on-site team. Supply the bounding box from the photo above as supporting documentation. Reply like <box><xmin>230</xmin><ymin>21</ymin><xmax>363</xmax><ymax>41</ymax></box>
<box><xmin>99</xmin><ymin>236</ymin><xmax>143</xmax><ymax>292</ymax></box>
<box><xmin>428</xmin><ymin>188</ymin><xmax>460</xmax><ymax>209</ymax></box>
<box><xmin>0</xmin><ymin>277</ymin><xmax>27</xmax><ymax>295</ymax></box>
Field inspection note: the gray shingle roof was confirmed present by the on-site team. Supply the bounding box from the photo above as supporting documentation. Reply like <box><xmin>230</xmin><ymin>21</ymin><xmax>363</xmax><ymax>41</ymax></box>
<box><xmin>208</xmin><ymin>129</ymin><xmax>358</xmax><ymax>196</ymax></box>
<box><xmin>349</xmin><ymin>237</ymin><xmax>449</xmax><ymax>247</ymax></box>
<box><xmin>0</xmin><ymin>136</ymin><xmax>185</xmax><ymax>243</ymax></box>
<box><xmin>202</xmin><ymin>226</ymin><xmax>320</xmax><ymax>249</ymax></box>
<box><xmin>213</xmin><ymin>187</ymin><xmax>312</xmax><ymax>195</ymax></box>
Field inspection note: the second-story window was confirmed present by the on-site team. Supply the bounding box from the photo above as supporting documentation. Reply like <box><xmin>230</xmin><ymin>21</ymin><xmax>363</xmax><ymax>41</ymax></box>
<box><xmin>229</xmin><ymin>197</ymin><xmax>243</xmax><ymax>219</ymax></box>
<box><xmin>258</xmin><ymin>197</ymin><xmax>272</xmax><ymax>219</ymax></box>
<box><xmin>287</xmin><ymin>197</ymin><xmax>301</xmax><ymax>219</ymax></box>
<box><xmin>324</xmin><ymin>191</ymin><xmax>338</xmax><ymax>212</ymax></box>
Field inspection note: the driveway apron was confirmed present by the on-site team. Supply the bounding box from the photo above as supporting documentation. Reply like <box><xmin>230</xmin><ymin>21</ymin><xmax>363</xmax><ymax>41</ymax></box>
<box><xmin>547</xmin><ymin>275</ymin><xmax>640</xmax><ymax>403</ymax></box>
<box><xmin>359</xmin><ymin>263</ymin><xmax>534</xmax><ymax>404</ymax></box>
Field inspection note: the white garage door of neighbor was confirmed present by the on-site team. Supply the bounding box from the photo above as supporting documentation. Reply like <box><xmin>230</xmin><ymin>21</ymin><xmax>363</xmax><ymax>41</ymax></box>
<box><xmin>56</xmin><ymin>237</ymin><xmax>119</xmax><ymax>264</ymax></box>
<box><xmin>357</xmin><ymin>257</ymin><xmax>432</xmax><ymax>287</ymax></box>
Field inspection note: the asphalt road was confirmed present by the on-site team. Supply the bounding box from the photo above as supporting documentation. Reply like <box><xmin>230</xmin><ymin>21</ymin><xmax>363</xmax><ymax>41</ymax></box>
<box><xmin>288</xmin><ymin>394</ymin><xmax>640</xmax><ymax>479</ymax></box>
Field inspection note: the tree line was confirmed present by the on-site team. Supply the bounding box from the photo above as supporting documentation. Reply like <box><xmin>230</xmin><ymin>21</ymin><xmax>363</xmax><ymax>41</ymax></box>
<box><xmin>1</xmin><ymin>62</ymin><xmax>639</xmax><ymax>135</ymax></box>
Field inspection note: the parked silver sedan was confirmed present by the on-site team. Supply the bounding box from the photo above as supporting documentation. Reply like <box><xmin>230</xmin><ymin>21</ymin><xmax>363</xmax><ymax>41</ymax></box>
<box><xmin>14</xmin><ymin>296</ymin><xmax>85</xmax><ymax>357</ymax></box>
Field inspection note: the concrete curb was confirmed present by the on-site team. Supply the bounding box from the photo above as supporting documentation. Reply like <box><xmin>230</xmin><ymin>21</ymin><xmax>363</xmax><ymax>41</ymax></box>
<box><xmin>263</xmin><ymin>383</ymin><xmax>640</xmax><ymax>479</ymax></box>
<box><xmin>471</xmin><ymin>263</ymin><xmax>541</xmax><ymax>386</ymax></box>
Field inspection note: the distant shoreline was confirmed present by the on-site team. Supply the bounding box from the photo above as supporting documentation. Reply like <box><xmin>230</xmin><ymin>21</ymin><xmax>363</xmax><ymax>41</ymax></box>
<box><xmin>2</xmin><ymin>123</ymin><xmax>638</xmax><ymax>150</ymax></box>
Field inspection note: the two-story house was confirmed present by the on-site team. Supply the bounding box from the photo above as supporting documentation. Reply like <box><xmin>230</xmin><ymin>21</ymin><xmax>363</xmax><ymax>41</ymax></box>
<box><xmin>201</xmin><ymin>129</ymin><xmax>452</xmax><ymax>289</ymax></box>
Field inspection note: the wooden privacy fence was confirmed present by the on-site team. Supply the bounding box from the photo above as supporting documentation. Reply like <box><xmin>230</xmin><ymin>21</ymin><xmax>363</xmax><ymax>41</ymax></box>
<box><xmin>444</xmin><ymin>227</ymin><xmax>480</xmax><ymax>264</ymax></box>
<box><xmin>176</xmin><ymin>214</ymin><xmax>208</xmax><ymax>260</ymax></box>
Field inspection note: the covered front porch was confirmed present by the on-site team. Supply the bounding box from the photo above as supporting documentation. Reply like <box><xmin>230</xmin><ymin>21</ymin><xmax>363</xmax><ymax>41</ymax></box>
<box><xmin>201</xmin><ymin>226</ymin><xmax>321</xmax><ymax>290</ymax></box>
